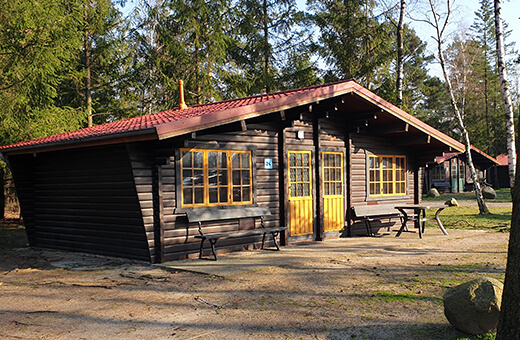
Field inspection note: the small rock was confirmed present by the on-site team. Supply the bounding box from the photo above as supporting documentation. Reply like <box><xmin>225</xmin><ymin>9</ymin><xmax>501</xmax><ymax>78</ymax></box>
<box><xmin>444</xmin><ymin>198</ymin><xmax>459</xmax><ymax>207</ymax></box>
<box><xmin>427</xmin><ymin>188</ymin><xmax>440</xmax><ymax>197</ymax></box>
<box><xmin>443</xmin><ymin>277</ymin><xmax>503</xmax><ymax>335</ymax></box>
<box><xmin>482</xmin><ymin>187</ymin><xmax>497</xmax><ymax>200</ymax></box>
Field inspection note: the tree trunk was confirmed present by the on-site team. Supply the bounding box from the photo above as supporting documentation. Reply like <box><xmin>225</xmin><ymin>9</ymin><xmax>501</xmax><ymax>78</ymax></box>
<box><xmin>0</xmin><ymin>164</ymin><xmax>4</xmax><ymax>221</ymax></box>
<box><xmin>428</xmin><ymin>0</ymin><xmax>489</xmax><ymax>214</ymax></box>
<box><xmin>496</xmin><ymin>152</ymin><xmax>520</xmax><ymax>339</ymax></box>
<box><xmin>262</xmin><ymin>0</ymin><xmax>270</xmax><ymax>94</ymax></box>
<box><xmin>395</xmin><ymin>0</ymin><xmax>406</xmax><ymax>108</ymax></box>
<box><xmin>494</xmin><ymin>0</ymin><xmax>516</xmax><ymax>188</ymax></box>
<box><xmin>84</xmin><ymin>1</ymin><xmax>93</xmax><ymax>128</ymax></box>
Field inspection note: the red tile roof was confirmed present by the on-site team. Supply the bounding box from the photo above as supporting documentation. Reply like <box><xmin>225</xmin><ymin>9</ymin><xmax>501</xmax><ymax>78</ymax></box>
<box><xmin>0</xmin><ymin>81</ymin><xmax>345</xmax><ymax>153</ymax></box>
<box><xmin>0</xmin><ymin>78</ymin><xmax>499</xmax><ymax>166</ymax></box>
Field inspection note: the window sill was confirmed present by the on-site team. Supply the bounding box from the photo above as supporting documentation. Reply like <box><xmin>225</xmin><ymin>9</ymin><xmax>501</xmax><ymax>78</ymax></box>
<box><xmin>366</xmin><ymin>195</ymin><xmax>410</xmax><ymax>202</ymax></box>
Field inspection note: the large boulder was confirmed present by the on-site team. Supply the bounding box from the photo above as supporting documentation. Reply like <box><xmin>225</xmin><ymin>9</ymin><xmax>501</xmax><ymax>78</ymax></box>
<box><xmin>443</xmin><ymin>277</ymin><xmax>503</xmax><ymax>335</ymax></box>
<box><xmin>427</xmin><ymin>188</ymin><xmax>440</xmax><ymax>198</ymax></box>
<box><xmin>482</xmin><ymin>186</ymin><xmax>497</xmax><ymax>200</ymax></box>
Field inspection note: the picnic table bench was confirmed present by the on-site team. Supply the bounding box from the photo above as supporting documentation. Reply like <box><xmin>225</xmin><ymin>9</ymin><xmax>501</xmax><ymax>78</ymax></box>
<box><xmin>186</xmin><ymin>206</ymin><xmax>287</xmax><ymax>260</ymax></box>
<box><xmin>352</xmin><ymin>204</ymin><xmax>403</xmax><ymax>236</ymax></box>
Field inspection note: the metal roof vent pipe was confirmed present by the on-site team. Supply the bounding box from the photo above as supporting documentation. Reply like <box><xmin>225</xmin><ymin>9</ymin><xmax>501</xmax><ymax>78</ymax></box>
<box><xmin>179</xmin><ymin>79</ymin><xmax>188</xmax><ymax>110</ymax></box>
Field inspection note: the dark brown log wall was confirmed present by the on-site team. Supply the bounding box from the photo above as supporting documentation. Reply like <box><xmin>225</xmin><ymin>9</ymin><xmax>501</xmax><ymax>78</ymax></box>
<box><xmin>9</xmin><ymin>145</ymin><xmax>151</xmax><ymax>261</ymax></box>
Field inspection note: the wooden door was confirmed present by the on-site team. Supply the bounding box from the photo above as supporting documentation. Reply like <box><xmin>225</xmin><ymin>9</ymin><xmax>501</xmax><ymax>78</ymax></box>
<box><xmin>322</xmin><ymin>152</ymin><xmax>345</xmax><ymax>232</ymax></box>
<box><xmin>288</xmin><ymin>150</ymin><xmax>313</xmax><ymax>236</ymax></box>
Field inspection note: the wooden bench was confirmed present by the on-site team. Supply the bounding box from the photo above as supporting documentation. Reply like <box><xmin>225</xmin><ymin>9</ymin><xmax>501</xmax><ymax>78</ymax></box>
<box><xmin>432</xmin><ymin>182</ymin><xmax>451</xmax><ymax>193</ymax></box>
<box><xmin>352</xmin><ymin>204</ymin><xmax>403</xmax><ymax>236</ymax></box>
<box><xmin>186</xmin><ymin>207</ymin><xmax>287</xmax><ymax>260</ymax></box>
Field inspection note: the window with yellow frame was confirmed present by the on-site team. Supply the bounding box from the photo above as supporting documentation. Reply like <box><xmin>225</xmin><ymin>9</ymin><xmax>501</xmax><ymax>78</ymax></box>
<box><xmin>368</xmin><ymin>155</ymin><xmax>406</xmax><ymax>196</ymax></box>
<box><xmin>180</xmin><ymin>149</ymin><xmax>253</xmax><ymax>207</ymax></box>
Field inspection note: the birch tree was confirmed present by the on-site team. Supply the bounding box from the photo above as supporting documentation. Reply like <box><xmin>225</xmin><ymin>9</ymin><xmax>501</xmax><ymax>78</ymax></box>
<box><xmin>494</xmin><ymin>0</ymin><xmax>516</xmax><ymax>188</ymax></box>
<box><xmin>396</xmin><ymin>0</ymin><xmax>406</xmax><ymax>107</ymax></box>
<box><xmin>426</xmin><ymin>0</ymin><xmax>489</xmax><ymax>214</ymax></box>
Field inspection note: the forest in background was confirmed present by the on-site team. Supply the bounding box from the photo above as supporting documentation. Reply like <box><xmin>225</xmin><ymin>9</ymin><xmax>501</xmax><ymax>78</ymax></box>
<box><xmin>0</xmin><ymin>0</ymin><xmax>518</xmax><ymax>157</ymax></box>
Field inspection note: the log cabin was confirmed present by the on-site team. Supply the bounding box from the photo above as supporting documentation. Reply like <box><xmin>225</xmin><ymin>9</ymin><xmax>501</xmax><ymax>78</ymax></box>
<box><xmin>425</xmin><ymin>150</ymin><xmax>499</xmax><ymax>193</ymax></box>
<box><xmin>0</xmin><ymin>80</ymin><xmax>491</xmax><ymax>263</ymax></box>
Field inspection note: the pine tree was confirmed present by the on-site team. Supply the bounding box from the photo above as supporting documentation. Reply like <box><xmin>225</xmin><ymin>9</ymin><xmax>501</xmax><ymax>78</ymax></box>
<box><xmin>308</xmin><ymin>0</ymin><xmax>393</xmax><ymax>88</ymax></box>
<box><xmin>229</xmin><ymin>0</ymin><xmax>310</xmax><ymax>94</ymax></box>
<box><xmin>0</xmin><ymin>0</ymin><xmax>85</xmax><ymax>145</ymax></box>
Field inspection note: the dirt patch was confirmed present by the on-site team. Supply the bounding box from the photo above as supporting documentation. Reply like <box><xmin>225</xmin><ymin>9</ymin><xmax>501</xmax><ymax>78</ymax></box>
<box><xmin>0</xmin><ymin>226</ymin><xmax>508</xmax><ymax>339</ymax></box>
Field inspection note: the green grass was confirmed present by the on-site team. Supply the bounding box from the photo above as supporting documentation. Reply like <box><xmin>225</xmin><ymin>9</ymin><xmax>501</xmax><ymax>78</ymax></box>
<box><xmin>423</xmin><ymin>205</ymin><xmax>511</xmax><ymax>232</ymax></box>
<box><xmin>422</xmin><ymin>188</ymin><xmax>511</xmax><ymax>232</ymax></box>
<box><xmin>423</xmin><ymin>188</ymin><xmax>512</xmax><ymax>203</ymax></box>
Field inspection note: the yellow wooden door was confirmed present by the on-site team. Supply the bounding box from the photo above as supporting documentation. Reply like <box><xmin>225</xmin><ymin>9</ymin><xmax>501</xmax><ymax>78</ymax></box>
<box><xmin>288</xmin><ymin>150</ymin><xmax>313</xmax><ymax>236</ymax></box>
<box><xmin>323</xmin><ymin>152</ymin><xmax>345</xmax><ymax>232</ymax></box>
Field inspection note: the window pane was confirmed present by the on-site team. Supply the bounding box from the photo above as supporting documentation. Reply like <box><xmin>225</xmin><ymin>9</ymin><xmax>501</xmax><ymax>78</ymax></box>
<box><xmin>232</xmin><ymin>153</ymin><xmax>240</xmax><ymax>168</ymax></box>
<box><xmin>290</xmin><ymin>153</ymin><xmax>296</xmax><ymax>166</ymax></box>
<box><xmin>233</xmin><ymin>170</ymin><xmax>241</xmax><ymax>185</ymax></box>
<box><xmin>209</xmin><ymin>169</ymin><xmax>218</xmax><ymax>185</ymax></box>
<box><xmin>331</xmin><ymin>183</ymin><xmax>336</xmax><ymax>195</ymax></box>
<box><xmin>194</xmin><ymin>151</ymin><xmax>203</xmax><ymax>168</ymax></box>
<box><xmin>329</xmin><ymin>155</ymin><xmax>335</xmax><ymax>167</ymax></box>
<box><xmin>296</xmin><ymin>169</ymin><xmax>303</xmax><ymax>181</ymax></box>
<box><xmin>208</xmin><ymin>152</ymin><xmax>217</xmax><ymax>168</ymax></box>
<box><xmin>303</xmin><ymin>153</ymin><xmax>310</xmax><ymax>167</ymax></box>
<box><xmin>242</xmin><ymin>187</ymin><xmax>251</xmax><ymax>202</ymax></box>
<box><xmin>303</xmin><ymin>183</ymin><xmax>310</xmax><ymax>196</ymax></box>
<box><xmin>183</xmin><ymin>188</ymin><xmax>193</xmax><ymax>205</ymax></box>
<box><xmin>324</xmin><ymin>183</ymin><xmax>330</xmax><ymax>195</ymax></box>
<box><xmin>219</xmin><ymin>187</ymin><xmax>228</xmax><ymax>203</ymax></box>
<box><xmin>242</xmin><ymin>170</ymin><xmax>250</xmax><ymax>184</ymax></box>
<box><xmin>233</xmin><ymin>187</ymin><xmax>241</xmax><ymax>202</ymax></box>
<box><xmin>290</xmin><ymin>168</ymin><xmax>296</xmax><ymax>182</ymax></box>
<box><xmin>194</xmin><ymin>169</ymin><xmax>204</xmax><ymax>185</ymax></box>
<box><xmin>336</xmin><ymin>182</ymin><xmax>342</xmax><ymax>195</ymax></box>
<box><xmin>324</xmin><ymin>169</ymin><xmax>330</xmax><ymax>181</ymax></box>
<box><xmin>336</xmin><ymin>154</ymin><xmax>341</xmax><ymax>166</ymax></box>
<box><xmin>296</xmin><ymin>153</ymin><xmax>302</xmax><ymax>167</ymax></box>
<box><xmin>241</xmin><ymin>153</ymin><xmax>250</xmax><ymax>168</ymax></box>
<box><xmin>290</xmin><ymin>183</ymin><xmax>296</xmax><ymax>197</ymax></box>
<box><xmin>182</xmin><ymin>151</ymin><xmax>192</xmax><ymax>168</ymax></box>
<box><xmin>194</xmin><ymin>187</ymin><xmax>204</xmax><ymax>204</ymax></box>
<box><xmin>219</xmin><ymin>152</ymin><xmax>227</xmax><ymax>168</ymax></box>
<box><xmin>209</xmin><ymin>188</ymin><xmax>218</xmax><ymax>203</ymax></box>
<box><xmin>296</xmin><ymin>183</ymin><xmax>303</xmax><ymax>196</ymax></box>
<box><xmin>182</xmin><ymin>170</ymin><xmax>192</xmax><ymax>186</ymax></box>
<box><xmin>324</xmin><ymin>154</ymin><xmax>330</xmax><ymax>167</ymax></box>
<box><xmin>303</xmin><ymin>168</ymin><xmax>309</xmax><ymax>181</ymax></box>
<box><xmin>219</xmin><ymin>170</ymin><xmax>228</xmax><ymax>185</ymax></box>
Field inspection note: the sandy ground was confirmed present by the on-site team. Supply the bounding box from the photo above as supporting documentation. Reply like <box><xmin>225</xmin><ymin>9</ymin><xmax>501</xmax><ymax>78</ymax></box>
<box><xmin>0</xmin><ymin>228</ymin><xmax>509</xmax><ymax>340</ymax></box>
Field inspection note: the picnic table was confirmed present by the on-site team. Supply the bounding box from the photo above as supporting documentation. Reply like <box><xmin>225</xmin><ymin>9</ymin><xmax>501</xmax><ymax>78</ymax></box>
<box><xmin>394</xmin><ymin>203</ymin><xmax>449</xmax><ymax>238</ymax></box>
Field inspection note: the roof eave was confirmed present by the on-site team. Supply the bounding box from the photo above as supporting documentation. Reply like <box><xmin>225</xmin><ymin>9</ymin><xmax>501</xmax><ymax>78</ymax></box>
<box><xmin>1</xmin><ymin>128</ymin><xmax>158</xmax><ymax>156</ymax></box>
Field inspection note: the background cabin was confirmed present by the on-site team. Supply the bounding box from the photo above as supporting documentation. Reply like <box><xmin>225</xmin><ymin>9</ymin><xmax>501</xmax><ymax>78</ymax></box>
<box><xmin>424</xmin><ymin>150</ymin><xmax>498</xmax><ymax>193</ymax></box>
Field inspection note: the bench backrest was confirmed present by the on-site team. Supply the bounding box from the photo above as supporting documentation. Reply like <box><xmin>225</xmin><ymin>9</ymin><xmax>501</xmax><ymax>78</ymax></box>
<box><xmin>186</xmin><ymin>206</ymin><xmax>271</xmax><ymax>223</ymax></box>
<box><xmin>353</xmin><ymin>204</ymin><xmax>400</xmax><ymax>218</ymax></box>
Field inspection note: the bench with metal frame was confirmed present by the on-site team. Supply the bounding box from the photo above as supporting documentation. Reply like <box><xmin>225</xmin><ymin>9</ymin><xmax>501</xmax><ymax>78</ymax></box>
<box><xmin>186</xmin><ymin>206</ymin><xmax>287</xmax><ymax>260</ymax></box>
<box><xmin>352</xmin><ymin>204</ymin><xmax>403</xmax><ymax>236</ymax></box>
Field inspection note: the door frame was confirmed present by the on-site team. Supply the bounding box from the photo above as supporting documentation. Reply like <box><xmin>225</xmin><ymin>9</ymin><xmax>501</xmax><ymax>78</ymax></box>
<box><xmin>320</xmin><ymin>147</ymin><xmax>347</xmax><ymax>236</ymax></box>
<box><xmin>284</xmin><ymin>145</ymin><xmax>316</xmax><ymax>242</ymax></box>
